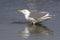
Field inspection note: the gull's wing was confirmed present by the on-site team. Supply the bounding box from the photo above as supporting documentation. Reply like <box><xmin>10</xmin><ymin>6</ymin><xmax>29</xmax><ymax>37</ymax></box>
<box><xmin>29</xmin><ymin>11</ymin><xmax>52</xmax><ymax>22</ymax></box>
<box><xmin>29</xmin><ymin>11</ymin><xmax>48</xmax><ymax>20</ymax></box>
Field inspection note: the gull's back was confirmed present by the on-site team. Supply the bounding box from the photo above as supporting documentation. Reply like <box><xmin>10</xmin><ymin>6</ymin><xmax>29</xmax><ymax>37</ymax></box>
<box><xmin>29</xmin><ymin>10</ymin><xmax>48</xmax><ymax>20</ymax></box>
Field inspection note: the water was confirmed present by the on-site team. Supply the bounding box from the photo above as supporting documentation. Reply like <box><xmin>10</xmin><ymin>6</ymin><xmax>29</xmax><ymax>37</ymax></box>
<box><xmin>0</xmin><ymin>0</ymin><xmax>60</xmax><ymax>40</ymax></box>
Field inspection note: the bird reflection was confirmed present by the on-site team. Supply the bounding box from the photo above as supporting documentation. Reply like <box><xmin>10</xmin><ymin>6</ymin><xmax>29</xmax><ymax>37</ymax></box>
<box><xmin>27</xmin><ymin>24</ymin><xmax>53</xmax><ymax>34</ymax></box>
<box><xmin>18</xmin><ymin>23</ymin><xmax>53</xmax><ymax>39</ymax></box>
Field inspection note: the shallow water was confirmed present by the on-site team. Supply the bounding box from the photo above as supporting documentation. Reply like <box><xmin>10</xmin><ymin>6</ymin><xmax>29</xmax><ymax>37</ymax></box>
<box><xmin>0</xmin><ymin>0</ymin><xmax>60</xmax><ymax>40</ymax></box>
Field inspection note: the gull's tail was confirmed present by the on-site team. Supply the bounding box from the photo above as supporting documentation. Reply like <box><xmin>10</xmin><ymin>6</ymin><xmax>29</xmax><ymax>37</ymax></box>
<box><xmin>37</xmin><ymin>13</ymin><xmax>55</xmax><ymax>22</ymax></box>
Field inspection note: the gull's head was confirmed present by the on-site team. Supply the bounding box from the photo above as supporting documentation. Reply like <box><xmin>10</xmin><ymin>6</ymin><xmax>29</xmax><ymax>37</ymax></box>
<box><xmin>18</xmin><ymin>9</ymin><xmax>30</xmax><ymax>15</ymax></box>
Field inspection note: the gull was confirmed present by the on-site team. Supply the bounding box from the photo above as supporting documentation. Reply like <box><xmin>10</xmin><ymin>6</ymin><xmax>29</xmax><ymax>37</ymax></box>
<box><xmin>17</xmin><ymin>0</ymin><xmax>55</xmax><ymax>24</ymax></box>
<box><xmin>18</xmin><ymin>9</ymin><xmax>53</xmax><ymax>24</ymax></box>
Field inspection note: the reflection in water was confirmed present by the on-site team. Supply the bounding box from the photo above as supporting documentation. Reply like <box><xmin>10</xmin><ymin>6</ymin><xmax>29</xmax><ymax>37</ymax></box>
<box><xmin>18</xmin><ymin>24</ymin><xmax>53</xmax><ymax>39</ymax></box>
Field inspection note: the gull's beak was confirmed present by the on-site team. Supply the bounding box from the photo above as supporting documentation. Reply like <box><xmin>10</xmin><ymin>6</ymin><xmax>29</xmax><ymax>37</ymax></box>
<box><xmin>18</xmin><ymin>9</ymin><xmax>22</xmax><ymax>13</ymax></box>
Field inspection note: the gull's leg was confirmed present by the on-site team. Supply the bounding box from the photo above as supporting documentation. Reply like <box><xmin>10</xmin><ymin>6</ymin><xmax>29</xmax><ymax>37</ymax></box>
<box><xmin>32</xmin><ymin>22</ymin><xmax>41</xmax><ymax>25</ymax></box>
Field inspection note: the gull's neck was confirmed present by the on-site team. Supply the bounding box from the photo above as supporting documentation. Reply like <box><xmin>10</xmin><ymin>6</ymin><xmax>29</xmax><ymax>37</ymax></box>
<box><xmin>25</xmin><ymin>13</ymin><xmax>30</xmax><ymax>20</ymax></box>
